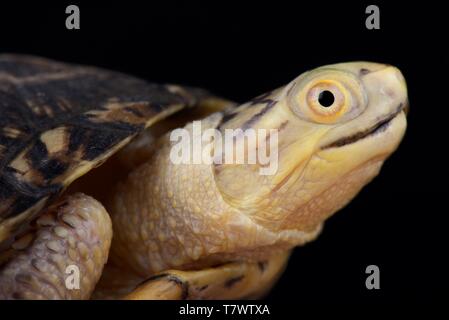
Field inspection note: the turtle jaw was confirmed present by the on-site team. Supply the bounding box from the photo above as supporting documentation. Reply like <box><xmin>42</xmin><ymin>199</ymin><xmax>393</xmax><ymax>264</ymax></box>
<box><xmin>320</xmin><ymin>102</ymin><xmax>407</xmax><ymax>149</ymax></box>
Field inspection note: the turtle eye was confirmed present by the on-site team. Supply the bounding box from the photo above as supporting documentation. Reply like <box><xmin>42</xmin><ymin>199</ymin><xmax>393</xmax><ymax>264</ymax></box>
<box><xmin>288</xmin><ymin>69</ymin><xmax>367</xmax><ymax>124</ymax></box>
<box><xmin>306</xmin><ymin>80</ymin><xmax>347</xmax><ymax>123</ymax></box>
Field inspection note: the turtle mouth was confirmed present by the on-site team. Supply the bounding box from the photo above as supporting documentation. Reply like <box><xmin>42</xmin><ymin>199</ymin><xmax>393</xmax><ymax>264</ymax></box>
<box><xmin>321</xmin><ymin>102</ymin><xmax>407</xmax><ymax>149</ymax></box>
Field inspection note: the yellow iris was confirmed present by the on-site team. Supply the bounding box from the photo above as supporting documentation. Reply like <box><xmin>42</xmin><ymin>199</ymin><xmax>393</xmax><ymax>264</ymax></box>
<box><xmin>306</xmin><ymin>80</ymin><xmax>349</xmax><ymax>124</ymax></box>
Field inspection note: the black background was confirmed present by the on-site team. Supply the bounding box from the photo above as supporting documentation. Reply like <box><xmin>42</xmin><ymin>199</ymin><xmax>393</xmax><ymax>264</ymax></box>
<box><xmin>0</xmin><ymin>0</ymin><xmax>447</xmax><ymax>307</ymax></box>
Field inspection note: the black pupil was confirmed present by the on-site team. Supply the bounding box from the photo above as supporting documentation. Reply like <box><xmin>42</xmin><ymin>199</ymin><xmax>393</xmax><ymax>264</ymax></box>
<box><xmin>318</xmin><ymin>90</ymin><xmax>335</xmax><ymax>107</ymax></box>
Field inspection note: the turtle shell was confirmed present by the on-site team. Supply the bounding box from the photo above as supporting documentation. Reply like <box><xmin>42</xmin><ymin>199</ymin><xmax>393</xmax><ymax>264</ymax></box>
<box><xmin>0</xmin><ymin>54</ymin><xmax>212</xmax><ymax>247</ymax></box>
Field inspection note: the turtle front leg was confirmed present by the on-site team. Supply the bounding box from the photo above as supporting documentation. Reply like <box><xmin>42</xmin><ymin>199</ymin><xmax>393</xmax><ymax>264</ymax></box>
<box><xmin>123</xmin><ymin>251</ymin><xmax>290</xmax><ymax>300</ymax></box>
<box><xmin>0</xmin><ymin>193</ymin><xmax>112</xmax><ymax>299</ymax></box>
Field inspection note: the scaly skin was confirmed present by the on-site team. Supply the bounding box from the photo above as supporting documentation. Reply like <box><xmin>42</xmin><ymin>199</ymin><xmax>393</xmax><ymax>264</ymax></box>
<box><xmin>106</xmin><ymin>112</ymin><xmax>322</xmax><ymax>278</ymax></box>
<box><xmin>0</xmin><ymin>194</ymin><xmax>112</xmax><ymax>299</ymax></box>
<box><xmin>124</xmin><ymin>251</ymin><xmax>290</xmax><ymax>300</ymax></box>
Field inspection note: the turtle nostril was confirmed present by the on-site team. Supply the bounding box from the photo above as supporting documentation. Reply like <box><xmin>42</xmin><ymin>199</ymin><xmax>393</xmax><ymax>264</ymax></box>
<box><xmin>359</xmin><ymin>68</ymin><xmax>371</xmax><ymax>76</ymax></box>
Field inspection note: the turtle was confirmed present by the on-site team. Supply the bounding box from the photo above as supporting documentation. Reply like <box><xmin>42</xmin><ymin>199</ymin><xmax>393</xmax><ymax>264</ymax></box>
<box><xmin>0</xmin><ymin>54</ymin><xmax>408</xmax><ymax>300</ymax></box>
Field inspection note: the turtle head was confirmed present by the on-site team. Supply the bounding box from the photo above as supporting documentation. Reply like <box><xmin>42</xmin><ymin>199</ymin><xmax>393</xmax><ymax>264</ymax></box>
<box><xmin>215</xmin><ymin>62</ymin><xmax>408</xmax><ymax>235</ymax></box>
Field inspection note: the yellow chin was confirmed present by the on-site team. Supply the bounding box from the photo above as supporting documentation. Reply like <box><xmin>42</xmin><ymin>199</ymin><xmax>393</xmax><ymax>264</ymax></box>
<box><xmin>263</xmin><ymin>111</ymin><xmax>407</xmax><ymax>232</ymax></box>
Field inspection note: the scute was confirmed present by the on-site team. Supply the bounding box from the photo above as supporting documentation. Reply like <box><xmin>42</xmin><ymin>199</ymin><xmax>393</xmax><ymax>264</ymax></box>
<box><xmin>0</xmin><ymin>54</ymin><xmax>215</xmax><ymax>247</ymax></box>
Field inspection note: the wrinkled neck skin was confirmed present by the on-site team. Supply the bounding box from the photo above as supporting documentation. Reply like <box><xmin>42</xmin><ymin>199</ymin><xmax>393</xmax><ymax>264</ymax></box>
<box><xmin>109</xmin><ymin>63</ymin><xmax>407</xmax><ymax>277</ymax></box>
<box><xmin>108</xmin><ymin>113</ymin><xmax>323</xmax><ymax>277</ymax></box>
